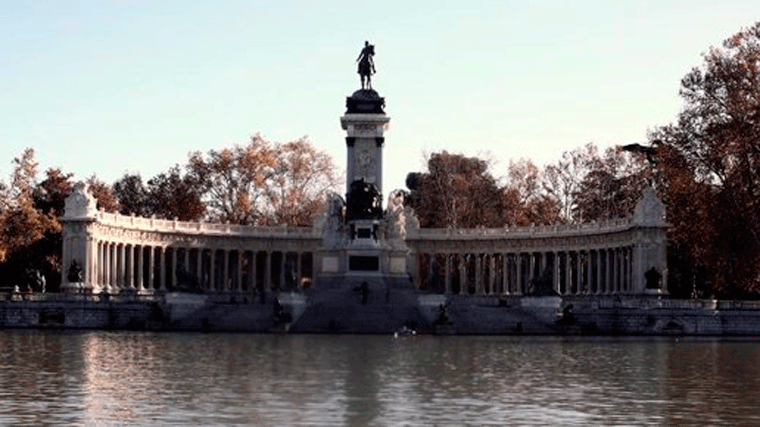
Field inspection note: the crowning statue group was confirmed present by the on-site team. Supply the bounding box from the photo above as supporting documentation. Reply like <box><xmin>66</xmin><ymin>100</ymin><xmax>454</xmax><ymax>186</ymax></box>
<box><xmin>357</xmin><ymin>41</ymin><xmax>375</xmax><ymax>90</ymax></box>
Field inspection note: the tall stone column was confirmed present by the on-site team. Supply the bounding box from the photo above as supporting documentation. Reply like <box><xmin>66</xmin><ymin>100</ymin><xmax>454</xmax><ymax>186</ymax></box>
<box><xmin>516</xmin><ymin>253</ymin><xmax>523</xmax><ymax>295</ymax></box>
<box><xmin>265</xmin><ymin>251</ymin><xmax>272</xmax><ymax>294</ymax></box>
<box><xmin>147</xmin><ymin>246</ymin><xmax>154</xmax><ymax>290</ymax></box>
<box><xmin>126</xmin><ymin>244</ymin><xmax>134</xmax><ymax>290</ymax></box>
<box><xmin>529</xmin><ymin>253</ymin><xmax>536</xmax><ymax>286</ymax></box>
<box><xmin>136</xmin><ymin>245</ymin><xmax>144</xmax><ymax>291</ymax></box>
<box><xmin>587</xmin><ymin>250</ymin><xmax>593</xmax><ymax>294</ymax></box>
<box><xmin>223</xmin><ymin>249</ymin><xmax>230</xmax><ymax>292</ymax></box>
<box><xmin>553</xmin><ymin>252</ymin><xmax>560</xmax><ymax>295</ymax></box>
<box><xmin>459</xmin><ymin>253</ymin><xmax>466</xmax><ymax>295</ymax></box>
<box><xmin>488</xmin><ymin>254</ymin><xmax>495</xmax><ymax>295</ymax></box>
<box><xmin>445</xmin><ymin>254</ymin><xmax>452</xmax><ymax>294</ymax></box>
<box><xmin>236</xmin><ymin>251</ymin><xmax>243</xmax><ymax>292</ymax></box>
<box><xmin>159</xmin><ymin>247</ymin><xmax>166</xmax><ymax>291</ymax></box>
<box><xmin>171</xmin><ymin>248</ymin><xmax>178</xmax><ymax>291</ymax></box>
<box><xmin>565</xmin><ymin>252</ymin><xmax>572</xmax><ymax>295</ymax></box>
<box><xmin>103</xmin><ymin>243</ymin><xmax>110</xmax><ymax>290</ymax></box>
<box><xmin>196</xmin><ymin>249</ymin><xmax>203</xmax><ymax>290</ymax></box>
<box><xmin>279</xmin><ymin>252</ymin><xmax>287</xmax><ymax>292</ymax></box>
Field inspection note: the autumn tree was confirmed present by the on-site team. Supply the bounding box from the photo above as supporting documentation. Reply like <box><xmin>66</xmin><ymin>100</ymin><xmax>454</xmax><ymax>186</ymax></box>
<box><xmin>572</xmin><ymin>146</ymin><xmax>650</xmax><ymax>222</ymax></box>
<box><xmin>503</xmin><ymin>158</ymin><xmax>562</xmax><ymax>226</ymax></box>
<box><xmin>405</xmin><ymin>151</ymin><xmax>506</xmax><ymax>228</ymax></box>
<box><xmin>543</xmin><ymin>143</ymin><xmax>598</xmax><ymax>222</ymax></box>
<box><xmin>86</xmin><ymin>175</ymin><xmax>119</xmax><ymax>213</ymax></box>
<box><xmin>146</xmin><ymin>165</ymin><xmax>205</xmax><ymax>221</ymax></box>
<box><xmin>188</xmin><ymin>135</ymin><xmax>338</xmax><ymax>226</ymax></box>
<box><xmin>0</xmin><ymin>149</ymin><xmax>62</xmax><ymax>291</ymax></box>
<box><xmin>652</xmin><ymin>22</ymin><xmax>760</xmax><ymax>296</ymax></box>
<box><xmin>112</xmin><ymin>173</ymin><xmax>150</xmax><ymax>217</ymax></box>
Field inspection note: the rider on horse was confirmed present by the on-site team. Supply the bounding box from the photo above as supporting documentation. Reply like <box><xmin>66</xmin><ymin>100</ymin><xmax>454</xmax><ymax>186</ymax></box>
<box><xmin>356</xmin><ymin>41</ymin><xmax>376</xmax><ymax>90</ymax></box>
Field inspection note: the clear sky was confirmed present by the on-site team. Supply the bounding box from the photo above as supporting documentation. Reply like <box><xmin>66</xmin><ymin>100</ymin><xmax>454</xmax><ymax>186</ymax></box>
<box><xmin>1</xmin><ymin>1</ymin><xmax>757</xmax><ymax>194</ymax></box>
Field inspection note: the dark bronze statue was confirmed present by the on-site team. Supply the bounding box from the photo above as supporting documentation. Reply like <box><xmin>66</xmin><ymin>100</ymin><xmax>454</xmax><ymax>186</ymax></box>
<box><xmin>67</xmin><ymin>260</ymin><xmax>83</xmax><ymax>283</ymax></box>
<box><xmin>345</xmin><ymin>179</ymin><xmax>382</xmax><ymax>221</ymax></box>
<box><xmin>357</xmin><ymin>41</ymin><xmax>376</xmax><ymax>90</ymax></box>
<box><xmin>645</xmin><ymin>267</ymin><xmax>662</xmax><ymax>289</ymax></box>
<box><xmin>527</xmin><ymin>267</ymin><xmax>559</xmax><ymax>297</ymax></box>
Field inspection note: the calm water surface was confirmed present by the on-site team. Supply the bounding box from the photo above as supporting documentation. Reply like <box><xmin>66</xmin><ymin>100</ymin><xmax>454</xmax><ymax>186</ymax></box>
<box><xmin>1</xmin><ymin>331</ymin><xmax>759</xmax><ymax>426</ymax></box>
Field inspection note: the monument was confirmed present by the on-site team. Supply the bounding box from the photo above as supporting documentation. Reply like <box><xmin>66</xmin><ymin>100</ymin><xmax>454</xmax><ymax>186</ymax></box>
<box><xmin>54</xmin><ymin>42</ymin><xmax>670</xmax><ymax>334</ymax></box>
<box><xmin>290</xmin><ymin>42</ymin><xmax>428</xmax><ymax>333</ymax></box>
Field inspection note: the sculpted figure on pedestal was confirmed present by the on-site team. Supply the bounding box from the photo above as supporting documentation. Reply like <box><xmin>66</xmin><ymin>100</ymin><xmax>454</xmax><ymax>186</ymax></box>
<box><xmin>357</xmin><ymin>41</ymin><xmax>376</xmax><ymax>90</ymax></box>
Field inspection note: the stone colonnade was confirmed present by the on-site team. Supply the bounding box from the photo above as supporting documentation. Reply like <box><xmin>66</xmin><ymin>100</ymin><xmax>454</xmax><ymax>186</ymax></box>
<box><xmin>61</xmin><ymin>212</ymin><xmax>321</xmax><ymax>295</ymax></box>
<box><xmin>407</xmin><ymin>245</ymin><xmax>636</xmax><ymax>296</ymax></box>
<box><xmin>406</xmin><ymin>197</ymin><xmax>668</xmax><ymax>297</ymax></box>
<box><xmin>92</xmin><ymin>242</ymin><xmax>314</xmax><ymax>294</ymax></box>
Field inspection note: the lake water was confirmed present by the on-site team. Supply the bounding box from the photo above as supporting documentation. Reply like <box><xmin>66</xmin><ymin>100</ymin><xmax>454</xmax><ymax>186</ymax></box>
<box><xmin>1</xmin><ymin>331</ymin><xmax>759</xmax><ymax>426</ymax></box>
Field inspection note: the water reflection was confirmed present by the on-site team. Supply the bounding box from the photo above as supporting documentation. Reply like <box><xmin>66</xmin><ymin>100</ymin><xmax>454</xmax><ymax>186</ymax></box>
<box><xmin>0</xmin><ymin>331</ymin><xmax>759</xmax><ymax>426</ymax></box>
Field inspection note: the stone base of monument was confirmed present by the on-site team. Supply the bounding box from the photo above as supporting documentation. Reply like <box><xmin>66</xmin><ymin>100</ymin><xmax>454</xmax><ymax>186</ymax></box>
<box><xmin>290</xmin><ymin>276</ymin><xmax>430</xmax><ymax>334</ymax></box>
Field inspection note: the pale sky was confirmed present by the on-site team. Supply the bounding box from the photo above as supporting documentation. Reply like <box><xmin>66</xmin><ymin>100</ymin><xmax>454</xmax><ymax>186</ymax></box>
<box><xmin>1</xmin><ymin>1</ymin><xmax>757</xmax><ymax>194</ymax></box>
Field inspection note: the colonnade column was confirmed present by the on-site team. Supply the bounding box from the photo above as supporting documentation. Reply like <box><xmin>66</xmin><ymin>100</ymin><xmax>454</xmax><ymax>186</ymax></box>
<box><xmin>196</xmin><ymin>249</ymin><xmax>202</xmax><ymax>290</ymax></box>
<box><xmin>136</xmin><ymin>246</ymin><xmax>144</xmax><ymax>291</ymax></box>
<box><xmin>488</xmin><ymin>254</ymin><xmax>495</xmax><ymax>295</ymax></box>
<box><xmin>596</xmin><ymin>250</ymin><xmax>602</xmax><ymax>295</ymax></box>
<box><xmin>516</xmin><ymin>253</ymin><xmax>523</xmax><ymax>295</ymax></box>
<box><xmin>265</xmin><ymin>251</ymin><xmax>272</xmax><ymax>293</ymax></box>
<box><xmin>126</xmin><ymin>245</ymin><xmax>134</xmax><ymax>289</ymax></box>
<box><xmin>456</xmin><ymin>254</ymin><xmax>463</xmax><ymax>295</ymax></box>
<box><xmin>295</xmin><ymin>252</ymin><xmax>302</xmax><ymax>291</ymax></box>
<box><xmin>159</xmin><ymin>247</ymin><xmax>166</xmax><ymax>291</ymax></box>
<box><xmin>445</xmin><ymin>254</ymin><xmax>452</xmax><ymax>294</ymax></box>
<box><xmin>553</xmin><ymin>251</ymin><xmax>560</xmax><ymax>294</ymax></box>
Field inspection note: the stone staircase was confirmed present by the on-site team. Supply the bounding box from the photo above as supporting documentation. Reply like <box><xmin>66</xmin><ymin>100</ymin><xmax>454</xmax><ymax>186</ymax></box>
<box><xmin>291</xmin><ymin>276</ymin><xmax>429</xmax><ymax>334</ymax></box>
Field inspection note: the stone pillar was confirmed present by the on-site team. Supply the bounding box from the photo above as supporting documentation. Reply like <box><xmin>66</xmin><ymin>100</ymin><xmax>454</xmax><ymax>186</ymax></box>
<box><xmin>126</xmin><ymin>244</ymin><xmax>134</xmax><ymax>289</ymax></box>
<box><xmin>553</xmin><ymin>251</ymin><xmax>560</xmax><ymax>295</ymax></box>
<box><xmin>529</xmin><ymin>253</ymin><xmax>536</xmax><ymax>285</ymax></box>
<box><xmin>613</xmin><ymin>248</ymin><xmax>619</xmax><ymax>294</ymax></box>
<box><xmin>251</xmin><ymin>251</ymin><xmax>258</xmax><ymax>293</ymax></box>
<box><xmin>237</xmin><ymin>250</ymin><xmax>244</xmax><ymax>292</ymax></box>
<box><xmin>209</xmin><ymin>249</ymin><xmax>216</xmax><ymax>291</ymax></box>
<box><xmin>516</xmin><ymin>253</ymin><xmax>523</xmax><ymax>295</ymax></box>
<box><xmin>565</xmin><ymin>252</ymin><xmax>572</xmax><ymax>295</ymax></box>
<box><xmin>488</xmin><ymin>254</ymin><xmax>496</xmax><ymax>295</ymax></box>
<box><xmin>103</xmin><ymin>243</ymin><xmax>110</xmax><ymax>290</ymax></box>
<box><xmin>222</xmin><ymin>249</ymin><xmax>229</xmax><ymax>291</ymax></box>
<box><xmin>474</xmin><ymin>254</ymin><xmax>482</xmax><ymax>294</ymax></box>
<box><xmin>147</xmin><ymin>246</ymin><xmax>154</xmax><ymax>290</ymax></box>
<box><xmin>159</xmin><ymin>247</ymin><xmax>166</xmax><ymax>291</ymax></box>
<box><xmin>445</xmin><ymin>254</ymin><xmax>452</xmax><ymax>294</ymax></box>
<box><xmin>427</xmin><ymin>253</ymin><xmax>436</xmax><ymax>292</ymax></box>
<box><xmin>459</xmin><ymin>253</ymin><xmax>467</xmax><ymax>295</ymax></box>
<box><xmin>279</xmin><ymin>252</ymin><xmax>286</xmax><ymax>292</ymax></box>
<box><xmin>136</xmin><ymin>245</ymin><xmax>144</xmax><ymax>291</ymax></box>
<box><xmin>171</xmin><ymin>248</ymin><xmax>177</xmax><ymax>291</ymax></box>
<box><xmin>576</xmin><ymin>251</ymin><xmax>583</xmax><ymax>294</ymax></box>
<box><xmin>116</xmin><ymin>244</ymin><xmax>124</xmax><ymax>290</ymax></box>
<box><xmin>265</xmin><ymin>251</ymin><xmax>272</xmax><ymax>293</ymax></box>
<box><xmin>587</xmin><ymin>250</ymin><xmax>593</xmax><ymax>294</ymax></box>
<box><xmin>183</xmin><ymin>247</ymin><xmax>189</xmax><ymax>275</ymax></box>
<box><xmin>196</xmin><ymin>249</ymin><xmax>202</xmax><ymax>290</ymax></box>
